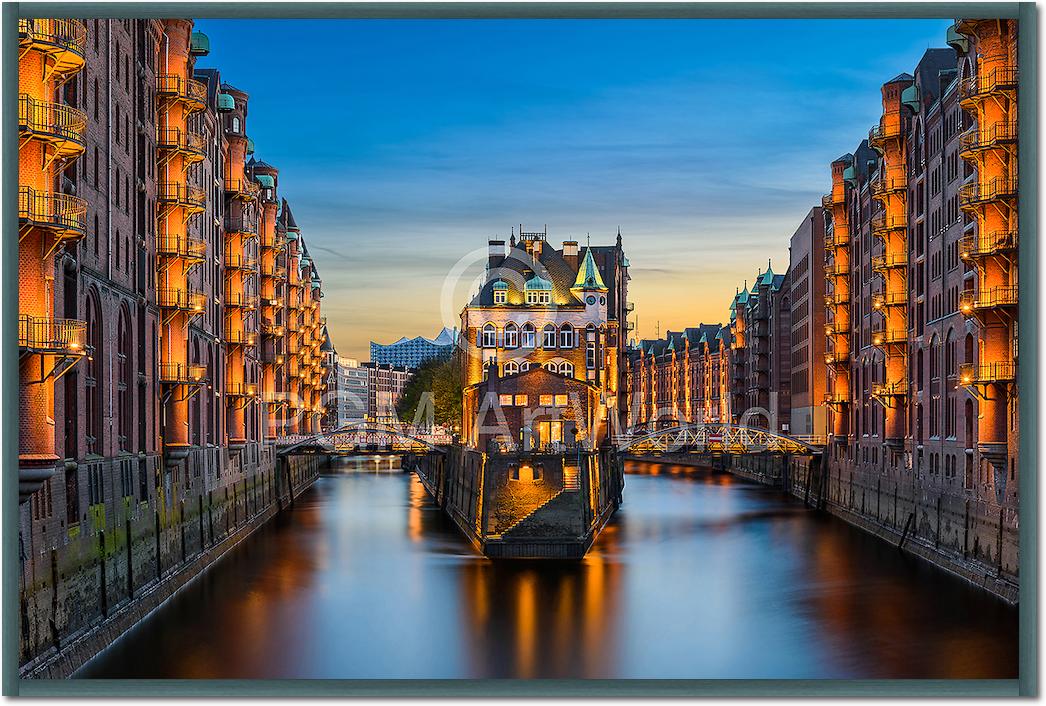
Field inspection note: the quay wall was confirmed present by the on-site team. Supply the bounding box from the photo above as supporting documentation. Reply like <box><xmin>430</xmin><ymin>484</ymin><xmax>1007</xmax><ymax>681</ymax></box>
<box><xmin>19</xmin><ymin>450</ymin><xmax>326</xmax><ymax>679</ymax></box>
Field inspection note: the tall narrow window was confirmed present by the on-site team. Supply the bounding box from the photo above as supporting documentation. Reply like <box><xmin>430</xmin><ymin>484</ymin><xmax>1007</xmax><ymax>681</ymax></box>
<box><xmin>543</xmin><ymin>324</ymin><xmax>557</xmax><ymax>349</ymax></box>
<box><xmin>481</xmin><ymin>323</ymin><xmax>496</xmax><ymax>348</ymax></box>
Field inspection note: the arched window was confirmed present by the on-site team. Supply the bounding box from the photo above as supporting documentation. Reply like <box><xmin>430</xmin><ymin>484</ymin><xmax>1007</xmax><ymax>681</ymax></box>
<box><xmin>521</xmin><ymin>323</ymin><xmax>536</xmax><ymax>348</ymax></box>
<box><xmin>117</xmin><ymin>307</ymin><xmax>132</xmax><ymax>452</ymax></box>
<box><xmin>85</xmin><ymin>291</ymin><xmax>102</xmax><ymax>456</ymax></box>
<box><xmin>232</xmin><ymin>116</ymin><xmax>241</xmax><ymax>134</ymax></box>
<box><xmin>519</xmin><ymin>361</ymin><xmax>531</xmax><ymax>372</ymax></box>
<box><xmin>559</xmin><ymin>323</ymin><xmax>574</xmax><ymax>349</ymax></box>
<box><xmin>543</xmin><ymin>324</ymin><xmax>557</xmax><ymax>349</ymax></box>
<box><xmin>560</xmin><ymin>362</ymin><xmax>575</xmax><ymax>378</ymax></box>
<box><xmin>481</xmin><ymin>323</ymin><xmax>496</xmax><ymax>348</ymax></box>
<box><xmin>504</xmin><ymin>360</ymin><xmax>519</xmax><ymax>376</ymax></box>
<box><xmin>504</xmin><ymin>322</ymin><xmax>519</xmax><ymax>349</ymax></box>
<box><xmin>544</xmin><ymin>361</ymin><xmax>559</xmax><ymax>374</ymax></box>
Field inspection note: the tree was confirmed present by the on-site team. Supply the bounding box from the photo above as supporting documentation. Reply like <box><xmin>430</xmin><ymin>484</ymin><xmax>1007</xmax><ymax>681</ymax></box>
<box><xmin>396</xmin><ymin>356</ymin><xmax>462</xmax><ymax>429</ymax></box>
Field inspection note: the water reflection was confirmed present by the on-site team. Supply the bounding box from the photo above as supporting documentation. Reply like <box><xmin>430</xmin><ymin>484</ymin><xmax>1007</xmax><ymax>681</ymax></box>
<box><xmin>77</xmin><ymin>458</ymin><xmax>1017</xmax><ymax>679</ymax></box>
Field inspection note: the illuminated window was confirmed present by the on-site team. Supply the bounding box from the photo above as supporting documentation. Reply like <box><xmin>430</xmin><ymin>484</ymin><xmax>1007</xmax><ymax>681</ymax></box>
<box><xmin>519</xmin><ymin>361</ymin><xmax>531</xmax><ymax>372</ymax></box>
<box><xmin>504</xmin><ymin>322</ymin><xmax>519</xmax><ymax>348</ymax></box>
<box><xmin>559</xmin><ymin>323</ymin><xmax>574</xmax><ymax>348</ymax></box>
<box><xmin>499</xmin><ymin>394</ymin><xmax>514</xmax><ymax>407</ymax></box>
<box><xmin>514</xmin><ymin>394</ymin><xmax>528</xmax><ymax>406</ymax></box>
<box><xmin>555</xmin><ymin>394</ymin><xmax>568</xmax><ymax>407</ymax></box>
<box><xmin>481</xmin><ymin>323</ymin><xmax>496</xmax><ymax>348</ymax></box>
<box><xmin>504</xmin><ymin>360</ymin><xmax>519</xmax><ymax>375</ymax></box>
<box><xmin>560</xmin><ymin>362</ymin><xmax>575</xmax><ymax>378</ymax></box>
<box><xmin>544</xmin><ymin>361</ymin><xmax>559</xmax><ymax>374</ymax></box>
<box><xmin>521</xmin><ymin>323</ymin><xmax>536</xmax><ymax>348</ymax></box>
<box><xmin>540</xmin><ymin>394</ymin><xmax>554</xmax><ymax>406</ymax></box>
<box><xmin>494</xmin><ymin>290</ymin><xmax>507</xmax><ymax>305</ymax></box>
<box><xmin>543</xmin><ymin>324</ymin><xmax>557</xmax><ymax>348</ymax></box>
<box><xmin>586</xmin><ymin>341</ymin><xmax>596</xmax><ymax>369</ymax></box>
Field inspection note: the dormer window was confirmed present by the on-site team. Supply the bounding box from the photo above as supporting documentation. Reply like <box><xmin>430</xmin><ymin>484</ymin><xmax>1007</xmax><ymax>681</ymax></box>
<box><xmin>493</xmin><ymin>279</ymin><xmax>508</xmax><ymax>305</ymax></box>
<box><xmin>524</xmin><ymin>275</ymin><xmax>552</xmax><ymax>306</ymax></box>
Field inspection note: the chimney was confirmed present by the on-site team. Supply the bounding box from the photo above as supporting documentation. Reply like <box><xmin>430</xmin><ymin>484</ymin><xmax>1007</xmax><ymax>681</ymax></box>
<box><xmin>488</xmin><ymin>239</ymin><xmax>506</xmax><ymax>270</ymax></box>
<box><xmin>562</xmin><ymin>241</ymin><xmax>579</xmax><ymax>270</ymax></box>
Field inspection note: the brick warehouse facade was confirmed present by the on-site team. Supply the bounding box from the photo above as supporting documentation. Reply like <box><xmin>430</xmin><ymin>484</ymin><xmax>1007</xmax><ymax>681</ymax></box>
<box><xmin>623</xmin><ymin>20</ymin><xmax>1019</xmax><ymax>598</ymax></box>
<box><xmin>18</xmin><ymin>19</ymin><xmax>334</xmax><ymax>671</ymax></box>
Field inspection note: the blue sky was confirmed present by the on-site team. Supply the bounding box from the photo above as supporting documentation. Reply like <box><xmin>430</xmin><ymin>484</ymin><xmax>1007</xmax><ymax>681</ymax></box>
<box><xmin>195</xmin><ymin>18</ymin><xmax>954</xmax><ymax>360</ymax></box>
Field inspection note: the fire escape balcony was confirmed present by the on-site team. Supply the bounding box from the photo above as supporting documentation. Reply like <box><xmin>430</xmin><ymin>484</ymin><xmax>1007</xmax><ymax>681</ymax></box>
<box><xmin>156</xmin><ymin>74</ymin><xmax>207</xmax><ymax>113</ymax></box>
<box><xmin>824</xmin><ymin>391</ymin><xmax>850</xmax><ymax>408</ymax></box>
<box><xmin>870</xmin><ymin>321</ymin><xmax>908</xmax><ymax>347</ymax></box>
<box><xmin>262</xmin><ymin>322</ymin><xmax>285</xmax><ymax>337</ymax></box>
<box><xmin>18</xmin><ymin>94</ymin><xmax>87</xmax><ymax>160</ymax></box>
<box><xmin>156</xmin><ymin>128</ymin><xmax>206</xmax><ymax>165</ymax></box>
<box><xmin>871</xmin><ymin>252</ymin><xmax>908</xmax><ymax>273</ymax></box>
<box><xmin>824</xmin><ymin>290</ymin><xmax>849</xmax><ymax>307</ymax></box>
<box><xmin>18</xmin><ymin>315</ymin><xmax>86</xmax><ymax>355</ymax></box>
<box><xmin>224</xmin><ymin>215</ymin><xmax>257</xmax><ymax>236</ymax></box>
<box><xmin>263</xmin><ymin>351</ymin><xmax>285</xmax><ymax>365</ymax></box>
<box><xmin>821</xmin><ymin>193</ymin><xmax>836</xmax><ymax>209</ymax></box>
<box><xmin>959</xmin><ymin>121</ymin><xmax>1018</xmax><ymax>156</ymax></box>
<box><xmin>824</xmin><ymin>350</ymin><xmax>849</xmax><ymax>366</ymax></box>
<box><xmin>959</xmin><ymin>177</ymin><xmax>1018</xmax><ymax>209</ymax></box>
<box><xmin>959</xmin><ymin>67</ymin><xmax>1019</xmax><ymax>105</ymax></box>
<box><xmin>959</xmin><ymin>362</ymin><xmax>1016</xmax><ymax>386</ymax></box>
<box><xmin>156</xmin><ymin>235</ymin><xmax>207</xmax><ymax>261</ymax></box>
<box><xmin>825</xmin><ymin>261</ymin><xmax>850</xmax><ymax>277</ymax></box>
<box><xmin>960</xmin><ymin>231</ymin><xmax>1018</xmax><ymax>260</ymax></box>
<box><xmin>157</xmin><ymin>288</ymin><xmax>206</xmax><ymax>313</ymax></box>
<box><xmin>225</xmin><ymin>329</ymin><xmax>256</xmax><ymax>346</ymax></box>
<box><xmin>18</xmin><ymin>187</ymin><xmax>87</xmax><ymax>242</ymax></box>
<box><xmin>224</xmin><ymin>177</ymin><xmax>261</xmax><ymax>201</ymax></box>
<box><xmin>959</xmin><ymin>286</ymin><xmax>1019</xmax><ymax>315</ymax></box>
<box><xmin>871</xmin><ymin>379</ymin><xmax>909</xmax><ymax>399</ymax></box>
<box><xmin>158</xmin><ymin>182</ymin><xmax>206</xmax><ymax>213</ymax></box>
<box><xmin>870</xmin><ymin>211</ymin><xmax>906</xmax><ymax>236</ymax></box>
<box><xmin>224</xmin><ymin>293</ymin><xmax>259</xmax><ymax>310</ymax></box>
<box><xmin>18</xmin><ymin>19</ymin><xmax>86</xmax><ymax>81</ymax></box>
<box><xmin>224</xmin><ymin>252</ymin><xmax>258</xmax><ymax>271</ymax></box>
<box><xmin>824</xmin><ymin>227</ymin><xmax>849</xmax><ymax>248</ymax></box>
<box><xmin>871</xmin><ymin>291</ymin><xmax>907</xmax><ymax>310</ymax></box>
<box><xmin>260</xmin><ymin>232</ymin><xmax>286</xmax><ymax>250</ymax></box>
<box><xmin>870</xmin><ymin>176</ymin><xmax>907</xmax><ymax>197</ymax></box>
<box><xmin>226</xmin><ymin>382</ymin><xmax>259</xmax><ymax>398</ymax></box>
<box><xmin>158</xmin><ymin>362</ymin><xmax>207</xmax><ymax>385</ymax></box>
<box><xmin>824</xmin><ymin>320</ymin><xmax>849</xmax><ymax>336</ymax></box>
<box><xmin>869</xmin><ymin>115</ymin><xmax>903</xmax><ymax>148</ymax></box>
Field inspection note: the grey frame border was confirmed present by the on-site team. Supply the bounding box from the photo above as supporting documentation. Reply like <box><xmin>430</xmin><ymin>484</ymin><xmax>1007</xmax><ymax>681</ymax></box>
<box><xmin>3</xmin><ymin>1</ymin><xmax>1036</xmax><ymax>697</ymax></box>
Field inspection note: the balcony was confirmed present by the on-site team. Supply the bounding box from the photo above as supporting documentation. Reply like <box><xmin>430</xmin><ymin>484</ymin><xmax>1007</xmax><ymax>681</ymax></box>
<box><xmin>869</xmin><ymin>115</ymin><xmax>903</xmax><ymax>148</ymax></box>
<box><xmin>225</xmin><ymin>293</ymin><xmax>259</xmax><ymax>310</ymax></box>
<box><xmin>157</xmin><ymin>182</ymin><xmax>206</xmax><ymax>213</ymax></box>
<box><xmin>824</xmin><ymin>290</ymin><xmax>849</xmax><ymax>307</ymax></box>
<box><xmin>18</xmin><ymin>315</ymin><xmax>86</xmax><ymax>354</ymax></box>
<box><xmin>157</xmin><ymin>288</ymin><xmax>206</xmax><ymax>313</ymax></box>
<box><xmin>958</xmin><ymin>362</ymin><xmax>1016</xmax><ymax>386</ymax></box>
<box><xmin>224</xmin><ymin>214</ymin><xmax>257</xmax><ymax>235</ymax></box>
<box><xmin>870</xmin><ymin>323</ymin><xmax>908</xmax><ymax>347</ymax></box>
<box><xmin>824</xmin><ymin>320</ymin><xmax>849</xmax><ymax>336</ymax></box>
<box><xmin>871</xmin><ymin>291</ymin><xmax>907</xmax><ymax>310</ymax></box>
<box><xmin>18</xmin><ymin>19</ymin><xmax>86</xmax><ymax>80</ymax></box>
<box><xmin>871</xmin><ymin>252</ymin><xmax>908</xmax><ymax>272</ymax></box>
<box><xmin>959</xmin><ymin>67</ymin><xmax>1019</xmax><ymax>104</ymax></box>
<box><xmin>821</xmin><ymin>193</ymin><xmax>836</xmax><ymax>209</ymax></box>
<box><xmin>824</xmin><ymin>392</ymin><xmax>850</xmax><ymax>407</ymax></box>
<box><xmin>824</xmin><ymin>350</ymin><xmax>849</xmax><ymax>366</ymax></box>
<box><xmin>263</xmin><ymin>351</ymin><xmax>286</xmax><ymax>365</ymax></box>
<box><xmin>18</xmin><ymin>187</ymin><xmax>87</xmax><ymax>241</ymax></box>
<box><xmin>871</xmin><ymin>380</ymin><xmax>909</xmax><ymax>398</ymax></box>
<box><xmin>824</xmin><ymin>228</ymin><xmax>849</xmax><ymax>248</ymax></box>
<box><xmin>224</xmin><ymin>252</ymin><xmax>258</xmax><ymax>271</ymax></box>
<box><xmin>156</xmin><ymin>235</ymin><xmax>206</xmax><ymax>261</ymax></box>
<box><xmin>825</xmin><ymin>261</ymin><xmax>850</xmax><ymax>277</ymax></box>
<box><xmin>262</xmin><ymin>322</ymin><xmax>285</xmax><ymax>337</ymax></box>
<box><xmin>224</xmin><ymin>178</ymin><xmax>261</xmax><ymax>201</ymax></box>
<box><xmin>959</xmin><ymin>121</ymin><xmax>1018</xmax><ymax>156</ymax></box>
<box><xmin>156</xmin><ymin>74</ymin><xmax>207</xmax><ymax>112</ymax></box>
<box><xmin>959</xmin><ymin>286</ymin><xmax>1019</xmax><ymax>315</ymax></box>
<box><xmin>959</xmin><ymin>231</ymin><xmax>1018</xmax><ymax>260</ymax></box>
<box><xmin>158</xmin><ymin>362</ymin><xmax>207</xmax><ymax>385</ymax></box>
<box><xmin>156</xmin><ymin>128</ymin><xmax>206</xmax><ymax>164</ymax></box>
<box><xmin>870</xmin><ymin>211</ymin><xmax>906</xmax><ymax>235</ymax></box>
<box><xmin>18</xmin><ymin>94</ymin><xmax>87</xmax><ymax>160</ymax></box>
<box><xmin>261</xmin><ymin>391</ymin><xmax>288</xmax><ymax>406</ymax></box>
<box><xmin>227</xmin><ymin>382</ymin><xmax>259</xmax><ymax>398</ymax></box>
<box><xmin>225</xmin><ymin>329</ymin><xmax>257</xmax><ymax>346</ymax></box>
<box><xmin>959</xmin><ymin>177</ymin><xmax>1018</xmax><ymax>208</ymax></box>
<box><xmin>870</xmin><ymin>176</ymin><xmax>907</xmax><ymax>197</ymax></box>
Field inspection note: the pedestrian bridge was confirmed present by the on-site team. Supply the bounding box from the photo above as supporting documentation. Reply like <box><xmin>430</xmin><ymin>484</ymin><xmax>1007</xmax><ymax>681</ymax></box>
<box><xmin>615</xmin><ymin>423</ymin><xmax>824</xmax><ymax>456</ymax></box>
<box><xmin>276</xmin><ymin>422</ymin><xmax>451</xmax><ymax>456</ymax></box>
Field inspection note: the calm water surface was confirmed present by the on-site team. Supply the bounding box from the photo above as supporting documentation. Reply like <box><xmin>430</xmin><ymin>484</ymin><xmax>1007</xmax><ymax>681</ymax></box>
<box><xmin>79</xmin><ymin>458</ymin><xmax>1018</xmax><ymax>679</ymax></box>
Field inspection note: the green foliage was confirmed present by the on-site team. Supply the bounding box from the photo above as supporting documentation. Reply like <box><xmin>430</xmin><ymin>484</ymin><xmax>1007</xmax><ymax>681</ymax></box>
<box><xmin>396</xmin><ymin>356</ymin><xmax>463</xmax><ymax>429</ymax></box>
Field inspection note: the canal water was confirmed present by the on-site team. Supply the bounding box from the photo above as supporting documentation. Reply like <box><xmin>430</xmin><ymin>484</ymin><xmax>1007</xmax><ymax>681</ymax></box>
<box><xmin>78</xmin><ymin>458</ymin><xmax>1018</xmax><ymax>679</ymax></box>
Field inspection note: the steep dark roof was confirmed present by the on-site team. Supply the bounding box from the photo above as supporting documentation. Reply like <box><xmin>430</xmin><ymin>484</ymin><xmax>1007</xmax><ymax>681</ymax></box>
<box><xmin>280</xmin><ymin>198</ymin><xmax>299</xmax><ymax>230</ymax></box>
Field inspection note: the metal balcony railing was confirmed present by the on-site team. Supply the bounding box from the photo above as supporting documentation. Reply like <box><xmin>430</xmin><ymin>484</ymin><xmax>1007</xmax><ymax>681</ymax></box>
<box><xmin>959</xmin><ymin>286</ymin><xmax>1019</xmax><ymax>315</ymax></box>
<box><xmin>158</xmin><ymin>362</ymin><xmax>207</xmax><ymax>384</ymax></box>
<box><xmin>824</xmin><ymin>290</ymin><xmax>849</xmax><ymax>307</ymax></box>
<box><xmin>871</xmin><ymin>380</ymin><xmax>909</xmax><ymax>398</ymax></box>
<box><xmin>821</xmin><ymin>193</ymin><xmax>836</xmax><ymax>209</ymax></box>
<box><xmin>156</xmin><ymin>235</ymin><xmax>206</xmax><ymax>260</ymax></box>
<box><xmin>825</xmin><ymin>261</ymin><xmax>850</xmax><ymax>277</ymax></box>
<box><xmin>156</xmin><ymin>74</ymin><xmax>207</xmax><ymax>110</ymax></box>
<box><xmin>959</xmin><ymin>121</ymin><xmax>1019</xmax><ymax>154</ymax></box>
<box><xmin>871</xmin><ymin>291</ymin><xmax>907</xmax><ymax>310</ymax></box>
<box><xmin>871</xmin><ymin>211</ymin><xmax>907</xmax><ymax>234</ymax></box>
<box><xmin>156</xmin><ymin>128</ymin><xmax>207</xmax><ymax>159</ymax></box>
<box><xmin>223</xmin><ymin>178</ymin><xmax>261</xmax><ymax>200</ymax></box>
<box><xmin>869</xmin><ymin>114</ymin><xmax>903</xmax><ymax>145</ymax></box>
<box><xmin>960</xmin><ymin>231</ymin><xmax>1018</xmax><ymax>259</ymax></box>
<box><xmin>226</xmin><ymin>382</ymin><xmax>259</xmax><ymax>397</ymax></box>
<box><xmin>825</xmin><ymin>228</ymin><xmax>849</xmax><ymax>248</ymax></box>
<box><xmin>18</xmin><ymin>187</ymin><xmax>87</xmax><ymax>239</ymax></box>
<box><xmin>870</xmin><ymin>176</ymin><xmax>907</xmax><ymax>197</ymax></box>
<box><xmin>224</xmin><ymin>214</ymin><xmax>258</xmax><ymax>235</ymax></box>
<box><xmin>156</xmin><ymin>288</ymin><xmax>206</xmax><ymax>312</ymax></box>
<box><xmin>263</xmin><ymin>351</ymin><xmax>286</xmax><ymax>365</ymax></box>
<box><xmin>959</xmin><ymin>177</ymin><xmax>1018</xmax><ymax>207</ymax></box>
<box><xmin>18</xmin><ymin>94</ymin><xmax>87</xmax><ymax>156</ymax></box>
<box><xmin>225</xmin><ymin>329</ymin><xmax>256</xmax><ymax>346</ymax></box>
<box><xmin>824</xmin><ymin>392</ymin><xmax>850</xmax><ymax>407</ymax></box>
<box><xmin>18</xmin><ymin>19</ymin><xmax>87</xmax><ymax>72</ymax></box>
<box><xmin>224</xmin><ymin>293</ymin><xmax>259</xmax><ymax>309</ymax></box>
<box><xmin>871</xmin><ymin>252</ymin><xmax>908</xmax><ymax>272</ymax></box>
<box><xmin>224</xmin><ymin>252</ymin><xmax>258</xmax><ymax>270</ymax></box>
<box><xmin>958</xmin><ymin>361</ymin><xmax>1016</xmax><ymax>385</ymax></box>
<box><xmin>959</xmin><ymin>66</ymin><xmax>1019</xmax><ymax>102</ymax></box>
<box><xmin>18</xmin><ymin>315</ymin><xmax>86</xmax><ymax>353</ymax></box>
<box><xmin>157</xmin><ymin>181</ymin><xmax>206</xmax><ymax>211</ymax></box>
<box><xmin>870</xmin><ymin>324</ymin><xmax>908</xmax><ymax>346</ymax></box>
<box><xmin>824</xmin><ymin>350</ymin><xmax>849</xmax><ymax>366</ymax></box>
<box><xmin>824</xmin><ymin>320</ymin><xmax>849</xmax><ymax>336</ymax></box>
